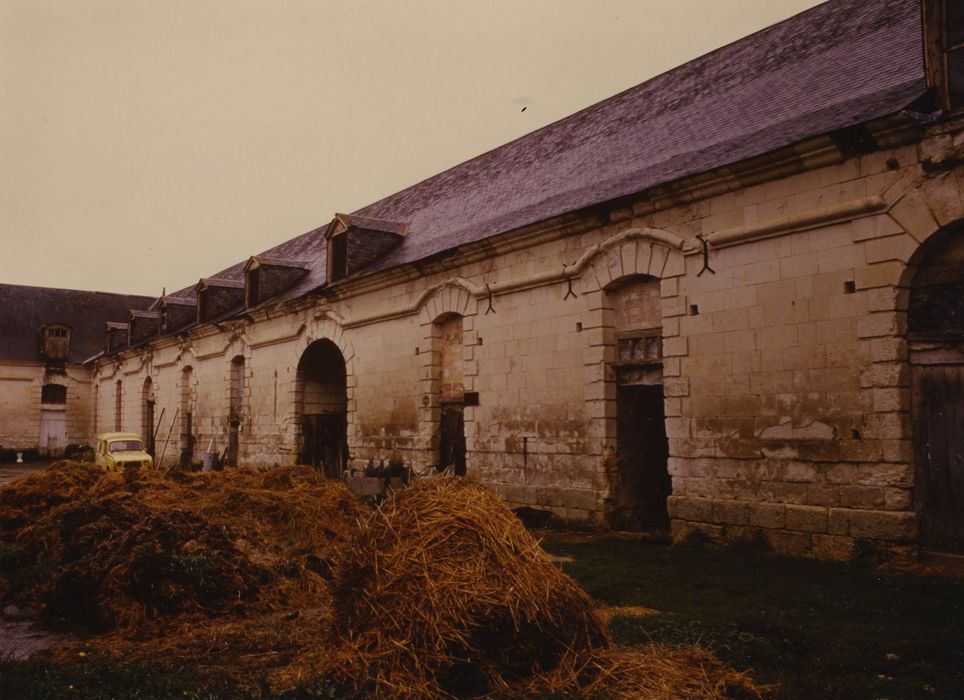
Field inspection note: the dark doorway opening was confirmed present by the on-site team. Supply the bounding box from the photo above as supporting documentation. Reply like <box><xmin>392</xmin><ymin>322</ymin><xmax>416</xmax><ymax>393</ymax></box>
<box><xmin>612</xmin><ymin>384</ymin><xmax>671</xmax><ymax>530</ymax></box>
<box><xmin>913</xmin><ymin>364</ymin><xmax>964</xmax><ymax>552</ymax></box>
<box><xmin>145</xmin><ymin>400</ymin><xmax>156</xmax><ymax>456</ymax></box>
<box><xmin>439</xmin><ymin>403</ymin><xmax>466</xmax><ymax>475</ymax></box>
<box><xmin>909</xmin><ymin>225</ymin><xmax>964</xmax><ymax>552</ymax></box>
<box><xmin>297</xmin><ymin>339</ymin><xmax>348</xmax><ymax>478</ymax></box>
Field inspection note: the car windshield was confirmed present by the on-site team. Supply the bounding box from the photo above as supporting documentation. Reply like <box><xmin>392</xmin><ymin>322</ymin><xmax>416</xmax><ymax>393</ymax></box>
<box><xmin>108</xmin><ymin>440</ymin><xmax>144</xmax><ymax>453</ymax></box>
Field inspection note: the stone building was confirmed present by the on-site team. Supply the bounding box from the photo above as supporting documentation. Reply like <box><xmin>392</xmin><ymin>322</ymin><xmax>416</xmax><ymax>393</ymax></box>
<box><xmin>0</xmin><ymin>284</ymin><xmax>153</xmax><ymax>459</ymax></box>
<box><xmin>78</xmin><ymin>0</ymin><xmax>964</xmax><ymax>558</ymax></box>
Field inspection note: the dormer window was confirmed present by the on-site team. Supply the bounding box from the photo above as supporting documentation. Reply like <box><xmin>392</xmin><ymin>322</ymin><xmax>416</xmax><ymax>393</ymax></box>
<box><xmin>156</xmin><ymin>295</ymin><xmax>197</xmax><ymax>334</ymax></box>
<box><xmin>243</xmin><ymin>257</ymin><xmax>309</xmax><ymax>307</ymax></box>
<box><xmin>128</xmin><ymin>310</ymin><xmax>158</xmax><ymax>345</ymax></box>
<box><xmin>925</xmin><ymin>1</ymin><xmax>964</xmax><ymax>110</ymax></box>
<box><xmin>41</xmin><ymin>324</ymin><xmax>70</xmax><ymax>361</ymax></box>
<box><xmin>329</xmin><ymin>232</ymin><xmax>349</xmax><ymax>282</ymax></box>
<box><xmin>105</xmin><ymin>322</ymin><xmax>129</xmax><ymax>354</ymax></box>
<box><xmin>195</xmin><ymin>278</ymin><xmax>245</xmax><ymax>324</ymax></box>
<box><xmin>325</xmin><ymin>213</ymin><xmax>406</xmax><ymax>284</ymax></box>
<box><xmin>948</xmin><ymin>3</ymin><xmax>964</xmax><ymax>109</ymax></box>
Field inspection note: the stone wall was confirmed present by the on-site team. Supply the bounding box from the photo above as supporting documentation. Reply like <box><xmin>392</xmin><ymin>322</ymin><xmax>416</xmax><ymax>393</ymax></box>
<box><xmin>89</xmin><ymin>120</ymin><xmax>964</xmax><ymax>558</ymax></box>
<box><xmin>1</xmin><ymin>361</ymin><xmax>91</xmax><ymax>453</ymax></box>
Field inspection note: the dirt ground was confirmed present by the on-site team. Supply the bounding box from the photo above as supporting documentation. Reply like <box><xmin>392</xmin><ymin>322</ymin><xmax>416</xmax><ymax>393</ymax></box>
<box><xmin>0</xmin><ymin>459</ymin><xmax>54</xmax><ymax>486</ymax></box>
<box><xmin>0</xmin><ymin>460</ymin><xmax>73</xmax><ymax>658</ymax></box>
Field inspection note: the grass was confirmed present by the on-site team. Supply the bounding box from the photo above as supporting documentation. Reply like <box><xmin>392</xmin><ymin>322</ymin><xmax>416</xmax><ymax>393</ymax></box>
<box><xmin>541</xmin><ymin>533</ymin><xmax>964</xmax><ymax>700</ymax></box>
<box><xmin>0</xmin><ymin>657</ymin><xmax>237</xmax><ymax>699</ymax></box>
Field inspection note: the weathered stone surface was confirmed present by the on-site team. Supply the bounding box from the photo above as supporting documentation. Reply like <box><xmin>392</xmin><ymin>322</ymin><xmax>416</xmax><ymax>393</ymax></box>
<box><xmin>848</xmin><ymin>509</ymin><xmax>917</xmax><ymax>541</ymax></box>
<box><xmin>838</xmin><ymin>484</ymin><xmax>884</xmax><ymax>509</ymax></box>
<box><xmin>811</xmin><ymin>534</ymin><xmax>856</xmax><ymax>560</ymax></box>
<box><xmin>785</xmin><ymin>505</ymin><xmax>828</xmax><ymax>533</ymax></box>
<box><xmin>747</xmin><ymin>502</ymin><xmax>786</xmax><ymax>529</ymax></box>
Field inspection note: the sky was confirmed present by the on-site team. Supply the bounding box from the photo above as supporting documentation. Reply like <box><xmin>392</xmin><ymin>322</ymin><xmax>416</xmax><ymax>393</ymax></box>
<box><xmin>1</xmin><ymin>0</ymin><xmax>823</xmax><ymax>298</ymax></box>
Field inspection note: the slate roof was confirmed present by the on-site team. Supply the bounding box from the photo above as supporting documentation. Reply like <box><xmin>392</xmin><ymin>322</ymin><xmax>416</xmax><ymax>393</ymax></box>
<box><xmin>0</xmin><ymin>284</ymin><xmax>154</xmax><ymax>363</ymax></box>
<box><xmin>172</xmin><ymin>0</ymin><xmax>927</xmax><ymax>310</ymax></box>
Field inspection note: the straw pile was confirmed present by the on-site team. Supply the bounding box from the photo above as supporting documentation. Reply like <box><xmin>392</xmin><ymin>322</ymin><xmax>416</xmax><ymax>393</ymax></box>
<box><xmin>305</xmin><ymin>477</ymin><xmax>607</xmax><ymax>697</ymax></box>
<box><xmin>517</xmin><ymin>647</ymin><xmax>761</xmax><ymax>699</ymax></box>
<box><xmin>0</xmin><ymin>462</ymin><xmax>364</xmax><ymax>632</ymax></box>
<box><xmin>3</xmin><ymin>466</ymin><xmax>760</xmax><ymax>698</ymax></box>
<box><xmin>0</xmin><ymin>461</ymin><xmax>103</xmax><ymax>537</ymax></box>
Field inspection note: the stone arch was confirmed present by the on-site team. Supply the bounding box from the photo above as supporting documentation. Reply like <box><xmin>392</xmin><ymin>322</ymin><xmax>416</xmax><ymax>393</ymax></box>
<box><xmin>114</xmin><ymin>379</ymin><xmax>124</xmax><ymax>432</ymax></box>
<box><xmin>142</xmin><ymin>376</ymin><xmax>156</xmax><ymax>454</ymax></box>
<box><xmin>901</xmin><ymin>218</ymin><xmax>964</xmax><ymax>552</ymax></box>
<box><xmin>285</xmin><ymin>315</ymin><xmax>356</xmax><ymax>465</ymax></box>
<box><xmin>218</xmin><ymin>333</ymin><xmax>250</xmax><ymax>466</ymax></box>
<box><xmin>177</xmin><ymin>365</ymin><xmax>197</xmax><ymax>468</ymax></box>
<box><xmin>416</xmin><ymin>283</ymin><xmax>478</xmax><ymax>473</ymax></box>
<box><xmin>843</xmin><ymin>172</ymin><xmax>964</xmax><ymax>550</ymax></box>
<box><xmin>416</xmin><ymin>281</ymin><xmax>476</xmax><ymax>326</ymax></box>
<box><xmin>577</xmin><ymin>229</ymin><xmax>687</xmax><ymax>528</ymax></box>
<box><xmin>295</xmin><ymin>339</ymin><xmax>349</xmax><ymax>477</ymax></box>
<box><xmin>576</xmin><ymin>228</ymin><xmax>687</xmax><ymax>296</ymax></box>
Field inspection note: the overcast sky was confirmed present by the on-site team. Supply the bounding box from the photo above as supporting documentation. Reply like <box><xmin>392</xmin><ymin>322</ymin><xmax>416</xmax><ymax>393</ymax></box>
<box><xmin>1</xmin><ymin>0</ymin><xmax>822</xmax><ymax>297</ymax></box>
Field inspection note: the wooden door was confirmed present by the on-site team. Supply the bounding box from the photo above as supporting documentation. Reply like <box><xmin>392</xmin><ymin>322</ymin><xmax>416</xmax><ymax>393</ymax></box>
<box><xmin>613</xmin><ymin>384</ymin><xmax>670</xmax><ymax>530</ymax></box>
<box><xmin>39</xmin><ymin>409</ymin><xmax>67</xmax><ymax>457</ymax></box>
<box><xmin>300</xmin><ymin>413</ymin><xmax>347</xmax><ymax>478</ymax></box>
<box><xmin>439</xmin><ymin>403</ymin><xmax>466</xmax><ymax>476</ymax></box>
<box><xmin>913</xmin><ymin>363</ymin><xmax>964</xmax><ymax>552</ymax></box>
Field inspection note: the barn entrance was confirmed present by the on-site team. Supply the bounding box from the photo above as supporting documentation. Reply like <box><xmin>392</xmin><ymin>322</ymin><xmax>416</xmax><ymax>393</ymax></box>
<box><xmin>297</xmin><ymin>339</ymin><xmax>348</xmax><ymax>478</ymax></box>
<box><xmin>39</xmin><ymin>409</ymin><xmax>67</xmax><ymax>457</ymax></box>
<box><xmin>615</xmin><ymin>383</ymin><xmax>670</xmax><ymax>529</ymax></box>
<box><xmin>909</xmin><ymin>226</ymin><xmax>964</xmax><ymax>553</ymax></box>
<box><xmin>607</xmin><ymin>276</ymin><xmax>670</xmax><ymax>530</ymax></box>
<box><xmin>436</xmin><ymin>314</ymin><xmax>466</xmax><ymax>475</ymax></box>
<box><xmin>39</xmin><ymin>383</ymin><xmax>68</xmax><ymax>457</ymax></box>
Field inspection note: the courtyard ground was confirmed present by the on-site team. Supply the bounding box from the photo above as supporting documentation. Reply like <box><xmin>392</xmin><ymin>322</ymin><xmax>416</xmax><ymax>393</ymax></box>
<box><xmin>2</xmin><ymin>463</ymin><xmax>962</xmax><ymax>699</ymax></box>
<box><xmin>540</xmin><ymin>533</ymin><xmax>964</xmax><ymax>700</ymax></box>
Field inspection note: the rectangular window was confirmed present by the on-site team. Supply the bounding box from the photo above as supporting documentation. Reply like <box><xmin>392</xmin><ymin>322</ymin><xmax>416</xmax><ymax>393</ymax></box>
<box><xmin>617</xmin><ymin>330</ymin><xmax>662</xmax><ymax>364</ymax></box>
<box><xmin>329</xmin><ymin>234</ymin><xmax>348</xmax><ymax>282</ymax></box>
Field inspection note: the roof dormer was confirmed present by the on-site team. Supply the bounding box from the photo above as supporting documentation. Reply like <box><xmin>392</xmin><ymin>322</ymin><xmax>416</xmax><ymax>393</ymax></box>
<box><xmin>325</xmin><ymin>213</ymin><xmax>406</xmax><ymax>284</ymax></box>
<box><xmin>128</xmin><ymin>309</ymin><xmax>159</xmax><ymax>345</ymax></box>
<box><xmin>40</xmin><ymin>323</ymin><xmax>71</xmax><ymax>362</ymax></box>
<box><xmin>244</xmin><ymin>256</ymin><xmax>309</xmax><ymax>308</ymax></box>
<box><xmin>925</xmin><ymin>1</ymin><xmax>964</xmax><ymax>111</ymax></box>
<box><xmin>195</xmin><ymin>278</ymin><xmax>244</xmax><ymax>324</ymax></box>
<box><xmin>157</xmin><ymin>295</ymin><xmax>197</xmax><ymax>334</ymax></box>
<box><xmin>105</xmin><ymin>322</ymin><xmax>129</xmax><ymax>354</ymax></box>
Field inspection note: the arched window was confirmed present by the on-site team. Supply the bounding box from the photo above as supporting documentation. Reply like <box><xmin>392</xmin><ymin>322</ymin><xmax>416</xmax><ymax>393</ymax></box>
<box><xmin>114</xmin><ymin>380</ymin><xmax>123</xmax><ymax>432</ymax></box>
<box><xmin>142</xmin><ymin>377</ymin><xmax>155</xmax><ymax>454</ymax></box>
<box><xmin>41</xmin><ymin>383</ymin><xmax>67</xmax><ymax>404</ymax></box>
<box><xmin>230</xmin><ymin>356</ymin><xmax>245</xmax><ymax>419</ymax></box>
<box><xmin>179</xmin><ymin>367</ymin><xmax>194</xmax><ymax>467</ymax></box>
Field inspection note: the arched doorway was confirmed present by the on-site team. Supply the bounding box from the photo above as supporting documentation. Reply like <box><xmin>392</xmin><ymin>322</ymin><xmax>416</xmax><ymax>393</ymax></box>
<box><xmin>606</xmin><ymin>275</ymin><xmax>670</xmax><ymax>530</ymax></box>
<box><xmin>435</xmin><ymin>313</ymin><xmax>466</xmax><ymax>475</ymax></box>
<box><xmin>179</xmin><ymin>367</ymin><xmax>194</xmax><ymax>468</ymax></box>
<box><xmin>142</xmin><ymin>377</ymin><xmax>156</xmax><ymax>455</ymax></box>
<box><xmin>39</xmin><ymin>382</ymin><xmax>68</xmax><ymax>457</ymax></box>
<box><xmin>227</xmin><ymin>355</ymin><xmax>245</xmax><ymax>467</ymax></box>
<box><xmin>908</xmin><ymin>224</ymin><xmax>964</xmax><ymax>553</ymax></box>
<box><xmin>296</xmin><ymin>339</ymin><xmax>348</xmax><ymax>477</ymax></box>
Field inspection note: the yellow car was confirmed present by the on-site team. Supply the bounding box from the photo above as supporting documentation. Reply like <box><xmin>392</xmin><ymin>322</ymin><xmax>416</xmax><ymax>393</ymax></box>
<box><xmin>94</xmin><ymin>432</ymin><xmax>154</xmax><ymax>471</ymax></box>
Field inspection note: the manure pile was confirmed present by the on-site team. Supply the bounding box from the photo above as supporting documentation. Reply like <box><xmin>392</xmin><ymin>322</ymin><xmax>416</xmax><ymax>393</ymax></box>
<box><xmin>0</xmin><ymin>461</ymin><xmax>363</xmax><ymax>631</ymax></box>
<box><xmin>0</xmin><ymin>464</ymin><xmax>759</xmax><ymax>699</ymax></box>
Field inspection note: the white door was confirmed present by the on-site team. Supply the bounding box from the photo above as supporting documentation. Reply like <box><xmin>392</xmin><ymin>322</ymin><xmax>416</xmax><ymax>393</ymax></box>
<box><xmin>39</xmin><ymin>409</ymin><xmax>67</xmax><ymax>457</ymax></box>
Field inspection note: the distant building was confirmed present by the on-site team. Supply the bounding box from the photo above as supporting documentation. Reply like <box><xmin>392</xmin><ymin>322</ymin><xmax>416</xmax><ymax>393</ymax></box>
<box><xmin>4</xmin><ymin>0</ymin><xmax>962</xmax><ymax>559</ymax></box>
<box><xmin>0</xmin><ymin>285</ymin><xmax>153</xmax><ymax>459</ymax></box>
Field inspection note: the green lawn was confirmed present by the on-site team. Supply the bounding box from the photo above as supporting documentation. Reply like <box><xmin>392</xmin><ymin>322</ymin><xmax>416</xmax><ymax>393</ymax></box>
<box><xmin>541</xmin><ymin>534</ymin><xmax>964</xmax><ymax>700</ymax></box>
